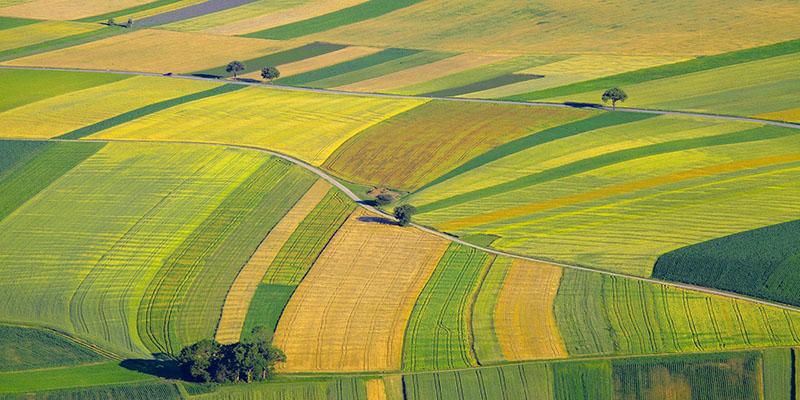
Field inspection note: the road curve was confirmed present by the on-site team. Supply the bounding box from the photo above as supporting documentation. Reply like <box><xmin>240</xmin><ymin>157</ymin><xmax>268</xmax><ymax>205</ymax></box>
<box><xmin>51</xmin><ymin>137</ymin><xmax>800</xmax><ymax>315</ymax></box>
<box><xmin>2</xmin><ymin>65</ymin><xmax>798</xmax><ymax>129</ymax></box>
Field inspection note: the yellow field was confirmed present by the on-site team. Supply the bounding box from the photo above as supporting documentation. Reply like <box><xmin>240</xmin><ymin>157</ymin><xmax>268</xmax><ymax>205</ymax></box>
<box><xmin>758</xmin><ymin>107</ymin><xmax>800</xmax><ymax>123</ymax></box>
<box><xmin>204</xmin><ymin>0</ymin><xmax>368</xmax><ymax>35</ymax></box>
<box><xmin>461</xmin><ymin>54</ymin><xmax>688</xmax><ymax>99</ymax></box>
<box><xmin>3</xmin><ymin>29</ymin><xmax>283</xmax><ymax>73</ymax></box>
<box><xmin>0</xmin><ymin>0</ymin><xmax>149</xmax><ymax>20</ymax></box>
<box><xmin>494</xmin><ymin>260</ymin><xmax>566</xmax><ymax>361</ymax></box>
<box><xmin>0</xmin><ymin>76</ymin><xmax>219</xmax><ymax>138</ymax></box>
<box><xmin>366</xmin><ymin>379</ymin><xmax>387</xmax><ymax>400</ymax></box>
<box><xmin>336</xmin><ymin>53</ymin><xmax>510</xmax><ymax>92</ymax></box>
<box><xmin>240</xmin><ymin>45</ymin><xmax>383</xmax><ymax>80</ymax></box>
<box><xmin>128</xmin><ymin>0</ymin><xmax>207</xmax><ymax>20</ymax></box>
<box><xmin>304</xmin><ymin>0</ymin><xmax>800</xmax><ymax>55</ymax></box>
<box><xmin>214</xmin><ymin>180</ymin><xmax>330</xmax><ymax>344</ymax></box>
<box><xmin>161</xmin><ymin>0</ymin><xmax>314</xmax><ymax>32</ymax></box>
<box><xmin>273</xmin><ymin>209</ymin><xmax>448</xmax><ymax>372</ymax></box>
<box><xmin>0</xmin><ymin>21</ymin><xmax>100</xmax><ymax>52</ymax></box>
<box><xmin>91</xmin><ymin>86</ymin><xmax>426</xmax><ymax>165</ymax></box>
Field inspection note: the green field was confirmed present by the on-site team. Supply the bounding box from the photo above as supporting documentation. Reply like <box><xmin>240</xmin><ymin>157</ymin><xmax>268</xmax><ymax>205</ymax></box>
<box><xmin>275</xmin><ymin>48</ymin><xmax>419</xmax><ymax>86</ymax></box>
<box><xmin>0</xmin><ymin>325</ymin><xmax>104</xmax><ymax>372</ymax></box>
<box><xmin>194</xmin><ymin>42</ymin><xmax>347</xmax><ymax>77</ymax></box>
<box><xmin>402</xmin><ymin>244</ymin><xmax>493</xmax><ymax>371</ymax></box>
<box><xmin>654</xmin><ymin>219</ymin><xmax>800</xmax><ymax>307</ymax></box>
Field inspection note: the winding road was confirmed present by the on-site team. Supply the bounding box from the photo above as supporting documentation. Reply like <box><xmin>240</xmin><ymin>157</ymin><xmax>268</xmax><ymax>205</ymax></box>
<box><xmin>3</xmin><ymin>64</ymin><xmax>798</xmax><ymax>314</ymax></box>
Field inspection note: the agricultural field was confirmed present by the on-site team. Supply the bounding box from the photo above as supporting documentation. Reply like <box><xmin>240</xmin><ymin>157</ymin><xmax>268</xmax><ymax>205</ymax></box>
<box><xmin>0</xmin><ymin>0</ymin><xmax>798</xmax><ymax>398</ymax></box>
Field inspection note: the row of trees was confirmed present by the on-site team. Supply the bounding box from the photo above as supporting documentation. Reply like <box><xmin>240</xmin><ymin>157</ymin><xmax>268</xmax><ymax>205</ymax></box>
<box><xmin>178</xmin><ymin>327</ymin><xmax>285</xmax><ymax>384</ymax></box>
<box><xmin>226</xmin><ymin>61</ymin><xmax>280</xmax><ymax>82</ymax></box>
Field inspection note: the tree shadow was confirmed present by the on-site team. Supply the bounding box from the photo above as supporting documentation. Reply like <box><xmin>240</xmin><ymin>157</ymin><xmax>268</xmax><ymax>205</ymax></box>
<box><xmin>234</xmin><ymin>77</ymin><xmax>262</xmax><ymax>84</ymax></box>
<box><xmin>358</xmin><ymin>216</ymin><xmax>397</xmax><ymax>226</ymax></box>
<box><xmin>564</xmin><ymin>101</ymin><xmax>603</xmax><ymax>109</ymax></box>
<box><xmin>120</xmin><ymin>355</ymin><xmax>182</xmax><ymax>380</ymax></box>
<box><xmin>191</xmin><ymin>73</ymin><xmax>223</xmax><ymax>79</ymax></box>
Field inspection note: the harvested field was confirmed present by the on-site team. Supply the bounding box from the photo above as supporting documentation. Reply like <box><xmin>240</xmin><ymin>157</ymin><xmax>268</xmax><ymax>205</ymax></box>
<box><xmin>365</xmin><ymin>379</ymin><xmax>386</xmax><ymax>400</ymax></box>
<box><xmin>215</xmin><ymin>179</ymin><xmax>330</xmax><ymax>344</ymax></box>
<box><xmin>402</xmin><ymin>244</ymin><xmax>493</xmax><ymax>371</ymax></box>
<box><xmin>4</xmin><ymin>29</ymin><xmax>282</xmax><ymax>73</ymax></box>
<box><xmin>0</xmin><ymin>21</ymin><xmax>100</xmax><ymax>52</ymax></box>
<box><xmin>204</xmin><ymin>0</ymin><xmax>366</xmax><ymax>36</ymax></box>
<box><xmin>92</xmin><ymin>86</ymin><xmax>426</xmax><ymax>165</ymax></box>
<box><xmin>336</xmin><ymin>53</ymin><xmax>509</xmax><ymax>92</ymax></box>
<box><xmin>325</xmin><ymin>101</ymin><xmax>594</xmax><ymax>191</ymax></box>
<box><xmin>494</xmin><ymin>260</ymin><xmax>566</xmax><ymax>361</ymax></box>
<box><xmin>0</xmin><ymin>76</ymin><xmax>219</xmax><ymax>138</ymax></box>
<box><xmin>273</xmin><ymin>209</ymin><xmax>448</xmax><ymax>372</ymax></box>
<box><xmin>0</xmin><ymin>0</ymin><xmax>151</xmax><ymax>20</ymax></box>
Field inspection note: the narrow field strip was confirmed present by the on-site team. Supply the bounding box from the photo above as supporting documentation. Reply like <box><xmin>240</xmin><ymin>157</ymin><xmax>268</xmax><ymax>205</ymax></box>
<box><xmin>0</xmin><ymin>15</ymin><xmax>35</xmax><ymax>30</ymax></box>
<box><xmin>0</xmin><ymin>361</ymin><xmax>154</xmax><ymax>394</ymax></box>
<box><xmin>0</xmin><ymin>76</ymin><xmax>220</xmax><ymax>138</ymax></box>
<box><xmin>335</xmin><ymin>53</ymin><xmax>508</xmax><ymax>93</ymax></box>
<box><xmin>0</xmin><ymin>139</ymin><xmax>47</xmax><ymax>177</ymax></box>
<box><xmin>273</xmin><ymin>209</ymin><xmax>448</xmax><ymax>372</ymax></box>
<box><xmin>194</xmin><ymin>41</ymin><xmax>347</xmax><ymax>78</ymax></box>
<box><xmin>0</xmin><ymin>26</ymin><xmax>123</xmax><ymax>63</ymax></box>
<box><xmin>494</xmin><ymin>260</ymin><xmax>567</xmax><ymax>361</ymax></box>
<box><xmin>244</xmin><ymin>0</ymin><xmax>424</xmax><ymax>40</ymax></box>
<box><xmin>402</xmin><ymin>244</ymin><xmax>494</xmax><ymax>371</ymax></box>
<box><xmin>57</xmin><ymin>83</ymin><xmax>239</xmax><ymax>140</ymax></box>
<box><xmin>417</xmin><ymin>124</ymin><xmax>798</xmax><ymax>214</ymax></box>
<box><xmin>75</xmin><ymin>0</ymin><xmax>187</xmax><ymax>22</ymax></box>
<box><xmin>262</xmin><ymin>188</ymin><xmax>354</xmax><ymax>286</ymax></box>
<box><xmin>507</xmin><ymin>38</ymin><xmax>800</xmax><ymax>101</ymax></box>
<box><xmin>276</xmin><ymin>48</ymin><xmax>418</xmax><ymax>86</ymax></box>
<box><xmin>439</xmin><ymin>152</ymin><xmax>800</xmax><ymax>231</ymax></box>
<box><xmin>321</xmin><ymin>51</ymin><xmax>457</xmax><ymax>89</ymax></box>
<box><xmin>242</xmin><ymin>45</ymin><xmax>381</xmax><ymax>80</ymax></box>
<box><xmin>240</xmin><ymin>283</ymin><xmax>295</xmax><ymax>340</ymax></box>
<box><xmin>417</xmin><ymin>112</ymin><xmax>651</xmax><ymax>193</ymax></box>
<box><xmin>215</xmin><ymin>179</ymin><xmax>330</xmax><ymax>344</ymax></box>
<box><xmin>425</xmin><ymin>74</ymin><xmax>543</xmax><ymax>98</ymax></box>
<box><xmin>471</xmin><ymin>257</ymin><xmax>511</xmax><ymax>365</ymax></box>
<box><xmin>0</xmin><ymin>324</ymin><xmax>106</xmax><ymax>372</ymax></box>
<box><xmin>136</xmin><ymin>0</ymin><xmax>258</xmax><ymax>28</ymax></box>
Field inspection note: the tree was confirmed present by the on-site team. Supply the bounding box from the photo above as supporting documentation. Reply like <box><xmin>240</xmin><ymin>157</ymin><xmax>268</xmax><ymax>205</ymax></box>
<box><xmin>601</xmin><ymin>87</ymin><xmax>628</xmax><ymax>110</ymax></box>
<box><xmin>226</xmin><ymin>61</ymin><xmax>246</xmax><ymax>79</ymax></box>
<box><xmin>394</xmin><ymin>204</ymin><xmax>417</xmax><ymax>227</ymax></box>
<box><xmin>261</xmin><ymin>66</ymin><xmax>280</xmax><ymax>82</ymax></box>
<box><xmin>127</xmin><ymin>17</ymin><xmax>134</xmax><ymax>28</ymax></box>
<box><xmin>176</xmin><ymin>326</ymin><xmax>285</xmax><ymax>384</ymax></box>
<box><xmin>375</xmin><ymin>193</ymin><xmax>393</xmax><ymax>206</ymax></box>
<box><xmin>107</xmin><ymin>18</ymin><xmax>115</xmax><ymax>26</ymax></box>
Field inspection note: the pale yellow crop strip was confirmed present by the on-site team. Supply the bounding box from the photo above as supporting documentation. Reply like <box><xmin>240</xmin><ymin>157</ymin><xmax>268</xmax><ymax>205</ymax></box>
<box><xmin>336</xmin><ymin>53</ymin><xmax>511</xmax><ymax>92</ymax></box>
<box><xmin>0</xmin><ymin>0</ymin><xmax>150</xmax><ymax>20</ymax></box>
<box><xmin>439</xmin><ymin>153</ymin><xmax>800</xmax><ymax>231</ymax></box>
<box><xmin>366</xmin><ymin>378</ymin><xmax>387</xmax><ymax>400</ymax></box>
<box><xmin>494</xmin><ymin>260</ymin><xmax>567</xmax><ymax>361</ymax></box>
<box><xmin>204</xmin><ymin>0</ymin><xmax>368</xmax><ymax>35</ymax></box>
<box><xmin>0</xmin><ymin>21</ymin><xmax>99</xmax><ymax>52</ymax></box>
<box><xmin>273</xmin><ymin>209</ymin><xmax>448</xmax><ymax>372</ymax></box>
<box><xmin>240</xmin><ymin>46</ymin><xmax>384</xmax><ymax>81</ymax></box>
<box><xmin>214</xmin><ymin>180</ymin><xmax>331</xmax><ymax>344</ymax></box>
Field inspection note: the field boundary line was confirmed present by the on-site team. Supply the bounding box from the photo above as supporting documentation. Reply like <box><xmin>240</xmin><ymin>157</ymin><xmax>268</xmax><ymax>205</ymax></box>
<box><xmin>0</xmin><ymin>65</ymin><xmax>797</xmax><ymax>129</ymax></box>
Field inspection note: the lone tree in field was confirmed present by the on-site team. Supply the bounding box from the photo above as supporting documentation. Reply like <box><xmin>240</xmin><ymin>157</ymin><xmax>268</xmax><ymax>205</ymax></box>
<box><xmin>261</xmin><ymin>66</ymin><xmax>280</xmax><ymax>83</ymax></box>
<box><xmin>226</xmin><ymin>61</ymin><xmax>246</xmax><ymax>79</ymax></box>
<box><xmin>394</xmin><ymin>204</ymin><xmax>417</xmax><ymax>227</ymax></box>
<box><xmin>127</xmin><ymin>17</ymin><xmax>134</xmax><ymax>28</ymax></box>
<box><xmin>602</xmin><ymin>87</ymin><xmax>628</xmax><ymax>110</ymax></box>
